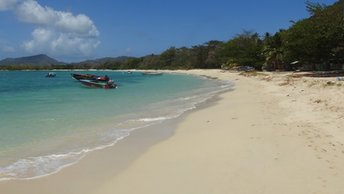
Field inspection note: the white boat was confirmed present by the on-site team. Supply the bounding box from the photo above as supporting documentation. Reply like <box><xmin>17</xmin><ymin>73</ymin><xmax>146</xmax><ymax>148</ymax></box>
<box><xmin>142</xmin><ymin>72</ymin><xmax>163</xmax><ymax>76</ymax></box>
<box><xmin>45</xmin><ymin>72</ymin><xmax>56</xmax><ymax>77</ymax></box>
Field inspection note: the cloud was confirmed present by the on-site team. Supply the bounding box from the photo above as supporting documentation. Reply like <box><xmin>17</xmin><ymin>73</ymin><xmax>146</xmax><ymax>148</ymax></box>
<box><xmin>0</xmin><ymin>0</ymin><xmax>18</xmax><ymax>11</ymax></box>
<box><xmin>1</xmin><ymin>0</ymin><xmax>100</xmax><ymax>58</ymax></box>
<box><xmin>22</xmin><ymin>28</ymin><xmax>53</xmax><ymax>52</ymax></box>
<box><xmin>22</xmin><ymin>28</ymin><xmax>100</xmax><ymax>56</ymax></box>
<box><xmin>16</xmin><ymin>0</ymin><xmax>99</xmax><ymax>37</ymax></box>
<box><xmin>16</xmin><ymin>0</ymin><xmax>57</xmax><ymax>25</ymax></box>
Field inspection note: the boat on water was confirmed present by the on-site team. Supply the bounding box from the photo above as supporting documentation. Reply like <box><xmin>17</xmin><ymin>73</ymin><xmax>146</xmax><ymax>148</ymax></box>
<box><xmin>79</xmin><ymin>79</ymin><xmax>117</xmax><ymax>89</ymax></box>
<box><xmin>142</xmin><ymin>72</ymin><xmax>163</xmax><ymax>76</ymax></box>
<box><xmin>45</xmin><ymin>72</ymin><xmax>56</xmax><ymax>77</ymax></box>
<box><xmin>72</xmin><ymin>73</ymin><xmax>116</xmax><ymax>89</ymax></box>
<box><xmin>71</xmin><ymin>73</ymin><xmax>97</xmax><ymax>80</ymax></box>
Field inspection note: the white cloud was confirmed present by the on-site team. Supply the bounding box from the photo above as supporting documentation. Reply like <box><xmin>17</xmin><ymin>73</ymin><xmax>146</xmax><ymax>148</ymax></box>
<box><xmin>16</xmin><ymin>0</ymin><xmax>99</xmax><ymax>37</ymax></box>
<box><xmin>0</xmin><ymin>0</ymin><xmax>18</xmax><ymax>11</ymax></box>
<box><xmin>51</xmin><ymin>34</ymin><xmax>100</xmax><ymax>55</ymax></box>
<box><xmin>22</xmin><ymin>27</ymin><xmax>100</xmax><ymax>56</ymax></box>
<box><xmin>16</xmin><ymin>0</ymin><xmax>56</xmax><ymax>24</ymax></box>
<box><xmin>55</xmin><ymin>12</ymin><xmax>99</xmax><ymax>37</ymax></box>
<box><xmin>11</xmin><ymin>0</ymin><xmax>100</xmax><ymax>57</ymax></box>
<box><xmin>22</xmin><ymin>28</ymin><xmax>53</xmax><ymax>52</ymax></box>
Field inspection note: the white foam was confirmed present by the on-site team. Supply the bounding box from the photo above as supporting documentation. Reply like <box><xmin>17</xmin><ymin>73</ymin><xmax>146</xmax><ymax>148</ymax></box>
<box><xmin>138</xmin><ymin>116</ymin><xmax>174</xmax><ymax>122</ymax></box>
<box><xmin>0</xmin><ymin>133</ymin><xmax>129</xmax><ymax>181</ymax></box>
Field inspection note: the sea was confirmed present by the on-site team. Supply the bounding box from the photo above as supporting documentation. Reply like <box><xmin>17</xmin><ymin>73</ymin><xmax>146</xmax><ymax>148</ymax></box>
<box><xmin>0</xmin><ymin>70</ymin><xmax>233</xmax><ymax>181</ymax></box>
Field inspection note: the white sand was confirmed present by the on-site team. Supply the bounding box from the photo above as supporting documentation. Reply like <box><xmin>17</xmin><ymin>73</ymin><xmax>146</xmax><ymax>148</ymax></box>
<box><xmin>94</xmin><ymin>70</ymin><xmax>344</xmax><ymax>194</ymax></box>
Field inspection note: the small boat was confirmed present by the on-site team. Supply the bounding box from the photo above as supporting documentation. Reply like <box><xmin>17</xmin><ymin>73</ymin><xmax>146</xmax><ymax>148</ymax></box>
<box><xmin>94</xmin><ymin>75</ymin><xmax>110</xmax><ymax>82</ymax></box>
<box><xmin>71</xmin><ymin>73</ymin><xmax>97</xmax><ymax>80</ymax></box>
<box><xmin>142</xmin><ymin>72</ymin><xmax>163</xmax><ymax>76</ymax></box>
<box><xmin>79</xmin><ymin>79</ymin><xmax>117</xmax><ymax>89</ymax></box>
<box><xmin>46</xmin><ymin>72</ymin><xmax>56</xmax><ymax>77</ymax></box>
<box><xmin>72</xmin><ymin>73</ymin><xmax>116</xmax><ymax>89</ymax></box>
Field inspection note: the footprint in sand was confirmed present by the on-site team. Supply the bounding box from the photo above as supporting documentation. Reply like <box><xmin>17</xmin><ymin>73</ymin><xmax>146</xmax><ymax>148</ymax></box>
<box><xmin>317</xmin><ymin>177</ymin><xmax>327</xmax><ymax>189</ymax></box>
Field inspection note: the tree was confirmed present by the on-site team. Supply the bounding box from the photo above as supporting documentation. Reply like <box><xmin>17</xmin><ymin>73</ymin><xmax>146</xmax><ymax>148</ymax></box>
<box><xmin>160</xmin><ymin>47</ymin><xmax>177</xmax><ymax>67</ymax></box>
<box><xmin>220</xmin><ymin>31</ymin><xmax>264</xmax><ymax>69</ymax></box>
<box><xmin>306</xmin><ymin>0</ymin><xmax>327</xmax><ymax>15</ymax></box>
<box><xmin>282</xmin><ymin>0</ymin><xmax>344</xmax><ymax>70</ymax></box>
<box><xmin>138</xmin><ymin>54</ymin><xmax>162</xmax><ymax>69</ymax></box>
<box><xmin>262</xmin><ymin>31</ymin><xmax>284</xmax><ymax>70</ymax></box>
<box><xmin>203</xmin><ymin>40</ymin><xmax>223</xmax><ymax>68</ymax></box>
<box><xmin>172</xmin><ymin>47</ymin><xmax>197</xmax><ymax>69</ymax></box>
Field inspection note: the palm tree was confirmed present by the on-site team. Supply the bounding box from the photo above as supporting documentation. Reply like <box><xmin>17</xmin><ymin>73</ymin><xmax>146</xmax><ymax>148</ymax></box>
<box><xmin>263</xmin><ymin>47</ymin><xmax>284</xmax><ymax>70</ymax></box>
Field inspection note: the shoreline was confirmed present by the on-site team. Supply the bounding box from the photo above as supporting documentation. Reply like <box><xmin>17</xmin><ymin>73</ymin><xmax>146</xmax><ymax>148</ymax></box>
<box><xmin>1</xmin><ymin>70</ymin><xmax>344</xmax><ymax>194</ymax></box>
<box><xmin>0</xmin><ymin>70</ymin><xmax>231</xmax><ymax>182</ymax></box>
<box><xmin>0</xmin><ymin>70</ymin><xmax>230</xmax><ymax>193</ymax></box>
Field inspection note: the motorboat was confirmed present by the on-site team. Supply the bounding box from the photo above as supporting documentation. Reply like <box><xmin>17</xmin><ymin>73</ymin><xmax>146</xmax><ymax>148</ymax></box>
<box><xmin>71</xmin><ymin>73</ymin><xmax>97</xmax><ymax>80</ymax></box>
<box><xmin>79</xmin><ymin>79</ymin><xmax>117</xmax><ymax>89</ymax></box>
<box><xmin>142</xmin><ymin>72</ymin><xmax>163</xmax><ymax>76</ymax></box>
<box><xmin>45</xmin><ymin>72</ymin><xmax>56</xmax><ymax>77</ymax></box>
<box><xmin>72</xmin><ymin>73</ymin><xmax>116</xmax><ymax>89</ymax></box>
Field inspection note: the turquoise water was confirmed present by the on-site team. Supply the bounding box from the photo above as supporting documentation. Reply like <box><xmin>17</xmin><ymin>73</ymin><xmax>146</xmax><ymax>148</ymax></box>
<box><xmin>0</xmin><ymin>71</ymin><xmax>232</xmax><ymax>180</ymax></box>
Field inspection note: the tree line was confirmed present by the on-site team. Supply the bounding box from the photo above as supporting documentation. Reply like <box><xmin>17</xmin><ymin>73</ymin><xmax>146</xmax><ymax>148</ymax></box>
<box><xmin>98</xmin><ymin>0</ymin><xmax>344</xmax><ymax>71</ymax></box>
<box><xmin>1</xmin><ymin>0</ymin><xmax>343</xmax><ymax>71</ymax></box>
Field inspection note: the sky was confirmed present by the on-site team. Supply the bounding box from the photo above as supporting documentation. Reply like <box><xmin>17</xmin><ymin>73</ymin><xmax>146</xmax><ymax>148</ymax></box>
<box><xmin>0</xmin><ymin>0</ymin><xmax>338</xmax><ymax>62</ymax></box>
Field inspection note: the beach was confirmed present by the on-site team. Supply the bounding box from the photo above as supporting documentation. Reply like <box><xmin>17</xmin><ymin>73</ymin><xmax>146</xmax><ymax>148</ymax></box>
<box><xmin>1</xmin><ymin>70</ymin><xmax>344</xmax><ymax>194</ymax></box>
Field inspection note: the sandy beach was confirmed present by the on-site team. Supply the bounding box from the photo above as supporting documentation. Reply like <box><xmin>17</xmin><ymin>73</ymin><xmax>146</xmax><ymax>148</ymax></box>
<box><xmin>1</xmin><ymin>70</ymin><xmax>344</xmax><ymax>194</ymax></box>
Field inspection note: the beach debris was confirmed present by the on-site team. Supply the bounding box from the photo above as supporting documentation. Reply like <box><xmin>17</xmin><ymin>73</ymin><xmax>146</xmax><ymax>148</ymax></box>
<box><xmin>314</xmin><ymin>99</ymin><xmax>322</xmax><ymax>104</ymax></box>
<box><xmin>326</xmin><ymin>81</ymin><xmax>335</xmax><ymax>86</ymax></box>
<box><xmin>201</xmin><ymin>75</ymin><xmax>218</xmax><ymax>80</ymax></box>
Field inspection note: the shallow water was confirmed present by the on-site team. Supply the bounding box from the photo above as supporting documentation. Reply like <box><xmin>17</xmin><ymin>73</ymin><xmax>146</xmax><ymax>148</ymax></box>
<box><xmin>0</xmin><ymin>70</ymin><xmax>232</xmax><ymax>180</ymax></box>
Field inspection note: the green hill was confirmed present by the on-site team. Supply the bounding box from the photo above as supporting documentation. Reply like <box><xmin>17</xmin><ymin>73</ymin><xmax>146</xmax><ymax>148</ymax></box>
<box><xmin>0</xmin><ymin>54</ymin><xmax>65</xmax><ymax>66</ymax></box>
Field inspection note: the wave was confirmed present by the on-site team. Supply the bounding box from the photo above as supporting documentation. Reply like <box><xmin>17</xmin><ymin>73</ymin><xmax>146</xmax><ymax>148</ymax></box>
<box><xmin>138</xmin><ymin>116</ymin><xmax>173</xmax><ymax>122</ymax></box>
<box><xmin>0</xmin><ymin>132</ymin><xmax>129</xmax><ymax>181</ymax></box>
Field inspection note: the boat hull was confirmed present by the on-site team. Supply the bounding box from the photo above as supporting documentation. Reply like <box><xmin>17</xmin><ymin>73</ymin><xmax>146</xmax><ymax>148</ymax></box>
<box><xmin>71</xmin><ymin>73</ymin><xmax>97</xmax><ymax>80</ymax></box>
<box><xmin>79</xmin><ymin>79</ymin><xmax>117</xmax><ymax>89</ymax></box>
<box><xmin>142</xmin><ymin>72</ymin><xmax>163</xmax><ymax>76</ymax></box>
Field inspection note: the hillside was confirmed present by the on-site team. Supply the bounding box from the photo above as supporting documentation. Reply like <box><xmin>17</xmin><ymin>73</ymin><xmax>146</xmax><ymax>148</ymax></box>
<box><xmin>0</xmin><ymin>54</ymin><xmax>64</xmax><ymax>66</ymax></box>
<box><xmin>71</xmin><ymin>56</ymin><xmax>133</xmax><ymax>66</ymax></box>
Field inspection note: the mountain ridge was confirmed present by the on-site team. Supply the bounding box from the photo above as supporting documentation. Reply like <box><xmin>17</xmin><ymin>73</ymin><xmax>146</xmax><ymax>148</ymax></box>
<box><xmin>0</xmin><ymin>54</ymin><xmax>64</xmax><ymax>66</ymax></box>
<box><xmin>0</xmin><ymin>54</ymin><xmax>133</xmax><ymax>67</ymax></box>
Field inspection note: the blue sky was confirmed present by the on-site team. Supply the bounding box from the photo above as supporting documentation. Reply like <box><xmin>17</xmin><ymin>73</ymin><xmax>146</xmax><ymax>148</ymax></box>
<box><xmin>0</xmin><ymin>0</ymin><xmax>338</xmax><ymax>62</ymax></box>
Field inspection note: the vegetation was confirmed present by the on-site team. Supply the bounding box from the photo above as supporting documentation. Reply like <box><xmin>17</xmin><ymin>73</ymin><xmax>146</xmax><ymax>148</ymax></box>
<box><xmin>281</xmin><ymin>0</ymin><xmax>344</xmax><ymax>71</ymax></box>
<box><xmin>0</xmin><ymin>1</ymin><xmax>343</xmax><ymax>71</ymax></box>
<box><xmin>0</xmin><ymin>54</ymin><xmax>64</xmax><ymax>67</ymax></box>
